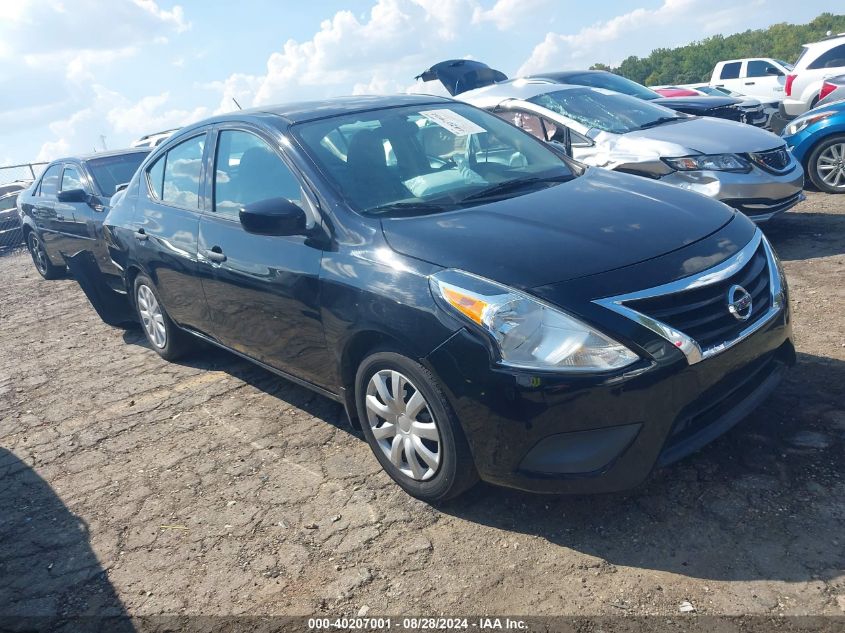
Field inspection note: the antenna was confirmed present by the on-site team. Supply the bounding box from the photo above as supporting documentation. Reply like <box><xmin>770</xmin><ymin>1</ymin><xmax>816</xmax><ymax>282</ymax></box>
<box><xmin>232</xmin><ymin>97</ymin><xmax>243</xmax><ymax>110</ymax></box>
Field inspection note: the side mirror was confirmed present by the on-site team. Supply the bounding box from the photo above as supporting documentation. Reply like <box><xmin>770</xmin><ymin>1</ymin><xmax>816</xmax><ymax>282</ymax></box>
<box><xmin>765</xmin><ymin>66</ymin><xmax>783</xmax><ymax>76</ymax></box>
<box><xmin>114</xmin><ymin>182</ymin><xmax>129</xmax><ymax>194</ymax></box>
<box><xmin>57</xmin><ymin>188</ymin><xmax>88</xmax><ymax>203</ymax></box>
<box><xmin>239</xmin><ymin>198</ymin><xmax>306</xmax><ymax>236</ymax></box>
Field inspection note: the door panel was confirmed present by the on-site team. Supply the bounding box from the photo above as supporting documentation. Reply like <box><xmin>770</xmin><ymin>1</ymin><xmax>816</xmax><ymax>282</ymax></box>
<box><xmin>198</xmin><ymin>127</ymin><xmax>330</xmax><ymax>385</ymax></box>
<box><xmin>56</xmin><ymin>165</ymin><xmax>96</xmax><ymax>255</ymax></box>
<box><xmin>133</xmin><ymin>133</ymin><xmax>211</xmax><ymax>332</ymax></box>
<box><xmin>33</xmin><ymin>164</ymin><xmax>63</xmax><ymax>263</ymax></box>
<box><xmin>198</xmin><ymin>215</ymin><xmax>329</xmax><ymax>384</ymax></box>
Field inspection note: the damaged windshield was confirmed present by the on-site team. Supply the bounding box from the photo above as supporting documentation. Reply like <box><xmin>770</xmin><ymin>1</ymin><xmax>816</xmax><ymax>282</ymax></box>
<box><xmin>528</xmin><ymin>88</ymin><xmax>687</xmax><ymax>135</ymax></box>
<box><xmin>293</xmin><ymin>103</ymin><xmax>574</xmax><ymax>216</ymax></box>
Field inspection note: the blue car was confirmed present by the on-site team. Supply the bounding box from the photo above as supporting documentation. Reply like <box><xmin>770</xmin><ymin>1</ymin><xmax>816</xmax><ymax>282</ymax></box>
<box><xmin>782</xmin><ymin>99</ymin><xmax>845</xmax><ymax>193</ymax></box>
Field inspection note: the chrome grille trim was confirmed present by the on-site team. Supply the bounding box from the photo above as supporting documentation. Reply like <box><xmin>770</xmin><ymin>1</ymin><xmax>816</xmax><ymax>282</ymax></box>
<box><xmin>594</xmin><ymin>229</ymin><xmax>785</xmax><ymax>366</ymax></box>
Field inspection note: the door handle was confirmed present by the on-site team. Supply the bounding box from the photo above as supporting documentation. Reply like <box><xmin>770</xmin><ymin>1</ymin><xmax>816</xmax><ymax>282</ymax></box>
<box><xmin>744</xmin><ymin>81</ymin><xmax>755</xmax><ymax>85</ymax></box>
<box><xmin>134</xmin><ymin>228</ymin><xmax>148</xmax><ymax>241</ymax></box>
<box><xmin>204</xmin><ymin>246</ymin><xmax>226</xmax><ymax>263</ymax></box>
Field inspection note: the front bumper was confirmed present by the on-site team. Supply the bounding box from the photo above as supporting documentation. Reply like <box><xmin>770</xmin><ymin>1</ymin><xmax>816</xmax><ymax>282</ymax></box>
<box><xmin>425</xmin><ymin>296</ymin><xmax>793</xmax><ymax>495</ymax></box>
<box><xmin>659</xmin><ymin>162</ymin><xmax>804</xmax><ymax>222</ymax></box>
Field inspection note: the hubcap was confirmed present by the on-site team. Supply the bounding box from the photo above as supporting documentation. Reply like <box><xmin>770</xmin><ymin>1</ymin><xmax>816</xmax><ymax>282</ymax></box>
<box><xmin>365</xmin><ymin>369</ymin><xmax>441</xmax><ymax>481</ymax></box>
<box><xmin>817</xmin><ymin>143</ymin><xmax>845</xmax><ymax>189</ymax></box>
<box><xmin>28</xmin><ymin>234</ymin><xmax>46</xmax><ymax>273</ymax></box>
<box><xmin>137</xmin><ymin>284</ymin><xmax>167</xmax><ymax>349</ymax></box>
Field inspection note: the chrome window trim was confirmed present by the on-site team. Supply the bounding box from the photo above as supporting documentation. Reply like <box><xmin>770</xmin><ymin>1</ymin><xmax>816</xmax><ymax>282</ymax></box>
<box><xmin>594</xmin><ymin>229</ymin><xmax>785</xmax><ymax>366</ymax></box>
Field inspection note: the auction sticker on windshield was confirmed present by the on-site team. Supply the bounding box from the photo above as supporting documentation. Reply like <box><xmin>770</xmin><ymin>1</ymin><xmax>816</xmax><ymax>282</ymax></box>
<box><xmin>420</xmin><ymin>109</ymin><xmax>486</xmax><ymax>136</ymax></box>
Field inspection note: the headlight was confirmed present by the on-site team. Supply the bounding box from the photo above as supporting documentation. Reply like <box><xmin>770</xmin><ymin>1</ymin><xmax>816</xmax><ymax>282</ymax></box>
<box><xmin>663</xmin><ymin>154</ymin><xmax>751</xmax><ymax>172</ymax></box>
<box><xmin>430</xmin><ymin>270</ymin><xmax>639</xmax><ymax>372</ymax></box>
<box><xmin>784</xmin><ymin>111</ymin><xmax>835</xmax><ymax>136</ymax></box>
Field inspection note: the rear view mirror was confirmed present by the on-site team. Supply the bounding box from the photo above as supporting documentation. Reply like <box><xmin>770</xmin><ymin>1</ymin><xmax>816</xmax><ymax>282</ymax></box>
<box><xmin>57</xmin><ymin>188</ymin><xmax>88</xmax><ymax>203</ymax></box>
<box><xmin>766</xmin><ymin>66</ymin><xmax>783</xmax><ymax>76</ymax></box>
<box><xmin>239</xmin><ymin>198</ymin><xmax>306</xmax><ymax>236</ymax></box>
<box><xmin>549</xmin><ymin>127</ymin><xmax>573</xmax><ymax>158</ymax></box>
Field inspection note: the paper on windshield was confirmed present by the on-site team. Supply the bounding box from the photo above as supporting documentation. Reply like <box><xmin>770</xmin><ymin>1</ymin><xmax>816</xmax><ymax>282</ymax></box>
<box><xmin>420</xmin><ymin>109</ymin><xmax>486</xmax><ymax>136</ymax></box>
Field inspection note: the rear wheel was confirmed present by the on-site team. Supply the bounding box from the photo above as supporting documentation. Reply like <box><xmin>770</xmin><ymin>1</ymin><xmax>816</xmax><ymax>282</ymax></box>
<box><xmin>133</xmin><ymin>274</ymin><xmax>192</xmax><ymax>360</ymax></box>
<box><xmin>807</xmin><ymin>134</ymin><xmax>845</xmax><ymax>193</ymax></box>
<box><xmin>26</xmin><ymin>231</ymin><xmax>63</xmax><ymax>279</ymax></box>
<box><xmin>355</xmin><ymin>350</ymin><xmax>478</xmax><ymax>502</ymax></box>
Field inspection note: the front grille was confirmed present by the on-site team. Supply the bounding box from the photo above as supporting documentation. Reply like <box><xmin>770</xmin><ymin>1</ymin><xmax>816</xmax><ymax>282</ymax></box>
<box><xmin>748</xmin><ymin>146</ymin><xmax>791</xmax><ymax>173</ymax></box>
<box><xmin>623</xmin><ymin>242</ymin><xmax>771</xmax><ymax>352</ymax></box>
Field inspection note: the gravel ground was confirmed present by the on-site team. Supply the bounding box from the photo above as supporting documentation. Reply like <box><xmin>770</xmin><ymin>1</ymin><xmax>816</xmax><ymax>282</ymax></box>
<box><xmin>0</xmin><ymin>193</ymin><xmax>843</xmax><ymax>623</ymax></box>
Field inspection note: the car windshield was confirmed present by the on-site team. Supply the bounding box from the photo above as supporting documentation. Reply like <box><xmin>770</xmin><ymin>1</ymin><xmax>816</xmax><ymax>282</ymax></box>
<box><xmin>564</xmin><ymin>72</ymin><xmax>661</xmax><ymax>101</ymax></box>
<box><xmin>293</xmin><ymin>103</ymin><xmax>574</xmax><ymax>216</ymax></box>
<box><xmin>86</xmin><ymin>152</ymin><xmax>149</xmax><ymax>195</ymax></box>
<box><xmin>527</xmin><ymin>88</ymin><xmax>686</xmax><ymax>134</ymax></box>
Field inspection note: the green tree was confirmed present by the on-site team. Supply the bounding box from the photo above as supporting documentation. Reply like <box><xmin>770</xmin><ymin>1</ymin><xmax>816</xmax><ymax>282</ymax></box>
<box><xmin>588</xmin><ymin>13</ymin><xmax>845</xmax><ymax>86</ymax></box>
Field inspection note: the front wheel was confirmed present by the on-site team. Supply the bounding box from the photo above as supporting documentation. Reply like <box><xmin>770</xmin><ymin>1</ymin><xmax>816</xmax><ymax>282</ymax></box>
<box><xmin>27</xmin><ymin>231</ymin><xmax>63</xmax><ymax>279</ymax></box>
<box><xmin>133</xmin><ymin>274</ymin><xmax>192</xmax><ymax>360</ymax></box>
<box><xmin>807</xmin><ymin>134</ymin><xmax>845</xmax><ymax>193</ymax></box>
<box><xmin>355</xmin><ymin>351</ymin><xmax>478</xmax><ymax>502</ymax></box>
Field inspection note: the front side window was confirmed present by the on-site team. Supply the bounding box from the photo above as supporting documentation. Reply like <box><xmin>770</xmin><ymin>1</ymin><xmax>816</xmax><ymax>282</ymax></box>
<box><xmin>496</xmin><ymin>111</ymin><xmax>545</xmax><ymax>140</ymax></box>
<box><xmin>61</xmin><ymin>166</ymin><xmax>85</xmax><ymax>192</ymax></box>
<box><xmin>527</xmin><ymin>88</ymin><xmax>684</xmax><ymax>134</ymax></box>
<box><xmin>747</xmin><ymin>60</ymin><xmax>780</xmax><ymax>77</ymax></box>
<box><xmin>0</xmin><ymin>193</ymin><xmax>18</xmax><ymax>212</ymax></box>
<box><xmin>293</xmin><ymin>103</ymin><xmax>573</xmax><ymax>216</ymax></box>
<box><xmin>213</xmin><ymin>130</ymin><xmax>302</xmax><ymax>219</ymax></box>
<box><xmin>808</xmin><ymin>44</ymin><xmax>845</xmax><ymax>70</ymax></box>
<box><xmin>720</xmin><ymin>62</ymin><xmax>741</xmax><ymax>79</ymax></box>
<box><xmin>157</xmin><ymin>135</ymin><xmax>205</xmax><ymax>208</ymax></box>
<box><xmin>39</xmin><ymin>164</ymin><xmax>62</xmax><ymax>197</ymax></box>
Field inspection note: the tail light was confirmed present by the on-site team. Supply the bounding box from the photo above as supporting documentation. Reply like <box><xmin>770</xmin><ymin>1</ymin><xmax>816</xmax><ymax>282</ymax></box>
<box><xmin>785</xmin><ymin>74</ymin><xmax>796</xmax><ymax>97</ymax></box>
<box><xmin>819</xmin><ymin>81</ymin><xmax>836</xmax><ymax>102</ymax></box>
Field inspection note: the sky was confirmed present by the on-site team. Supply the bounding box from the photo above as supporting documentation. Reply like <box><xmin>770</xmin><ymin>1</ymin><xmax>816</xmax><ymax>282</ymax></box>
<box><xmin>0</xmin><ymin>0</ymin><xmax>837</xmax><ymax>165</ymax></box>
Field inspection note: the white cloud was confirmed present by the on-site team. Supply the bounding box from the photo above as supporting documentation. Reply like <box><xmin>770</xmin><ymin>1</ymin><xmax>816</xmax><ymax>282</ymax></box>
<box><xmin>517</xmin><ymin>0</ymin><xmax>764</xmax><ymax>75</ymax></box>
<box><xmin>0</xmin><ymin>0</ymin><xmax>189</xmax><ymax>82</ymax></box>
<box><xmin>471</xmin><ymin>0</ymin><xmax>547</xmax><ymax>30</ymax></box>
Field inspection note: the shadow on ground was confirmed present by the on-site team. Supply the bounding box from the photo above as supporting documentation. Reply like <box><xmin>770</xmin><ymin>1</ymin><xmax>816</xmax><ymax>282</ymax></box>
<box><xmin>764</xmin><ymin>209</ymin><xmax>845</xmax><ymax>261</ymax></box>
<box><xmin>0</xmin><ymin>448</ymin><xmax>135</xmax><ymax>632</ymax></box>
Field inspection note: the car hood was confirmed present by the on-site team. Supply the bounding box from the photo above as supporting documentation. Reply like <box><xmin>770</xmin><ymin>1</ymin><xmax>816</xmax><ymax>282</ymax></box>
<box><xmin>380</xmin><ymin>168</ymin><xmax>735</xmax><ymax>289</ymax></box>
<box><xmin>653</xmin><ymin>95</ymin><xmax>740</xmax><ymax>111</ymax></box>
<box><xmin>620</xmin><ymin>116</ymin><xmax>785</xmax><ymax>154</ymax></box>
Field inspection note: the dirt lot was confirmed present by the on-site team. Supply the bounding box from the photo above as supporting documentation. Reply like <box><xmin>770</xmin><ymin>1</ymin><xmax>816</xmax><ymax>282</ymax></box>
<box><xmin>1</xmin><ymin>193</ymin><xmax>844</xmax><ymax>623</ymax></box>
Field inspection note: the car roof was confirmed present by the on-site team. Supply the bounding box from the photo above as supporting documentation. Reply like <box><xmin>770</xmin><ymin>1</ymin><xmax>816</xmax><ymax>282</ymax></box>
<box><xmin>50</xmin><ymin>147</ymin><xmax>151</xmax><ymax>165</ymax></box>
<box><xmin>178</xmin><ymin>95</ymin><xmax>455</xmax><ymax>134</ymax></box>
<box><xmin>457</xmin><ymin>78</ymin><xmax>597</xmax><ymax>107</ymax></box>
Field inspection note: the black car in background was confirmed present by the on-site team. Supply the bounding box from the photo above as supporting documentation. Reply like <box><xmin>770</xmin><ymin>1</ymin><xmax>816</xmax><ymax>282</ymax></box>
<box><xmin>18</xmin><ymin>148</ymin><xmax>149</xmax><ymax>278</ymax></box>
<box><xmin>417</xmin><ymin>60</ymin><xmax>745</xmax><ymax>122</ymax></box>
<box><xmin>0</xmin><ymin>180</ymin><xmax>32</xmax><ymax>249</ymax></box>
<box><xmin>82</xmin><ymin>95</ymin><xmax>792</xmax><ymax>502</ymax></box>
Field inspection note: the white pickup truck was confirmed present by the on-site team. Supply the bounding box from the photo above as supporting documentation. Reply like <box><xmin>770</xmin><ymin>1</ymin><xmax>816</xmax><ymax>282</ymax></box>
<box><xmin>709</xmin><ymin>58</ymin><xmax>793</xmax><ymax>102</ymax></box>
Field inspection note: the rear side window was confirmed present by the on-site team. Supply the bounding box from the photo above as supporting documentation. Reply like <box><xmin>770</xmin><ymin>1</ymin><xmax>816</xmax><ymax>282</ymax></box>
<box><xmin>746</xmin><ymin>60</ymin><xmax>780</xmax><ymax>77</ymax></box>
<box><xmin>39</xmin><ymin>164</ymin><xmax>62</xmax><ymax>197</ymax></box>
<box><xmin>720</xmin><ymin>62</ymin><xmax>741</xmax><ymax>79</ymax></box>
<box><xmin>808</xmin><ymin>44</ymin><xmax>845</xmax><ymax>70</ymax></box>
<box><xmin>146</xmin><ymin>135</ymin><xmax>205</xmax><ymax>208</ymax></box>
<box><xmin>212</xmin><ymin>129</ymin><xmax>302</xmax><ymax>220</ymax></box>
<box><xmin>61</xmin><ymin>166</ymin><xmax>85</xmax><ymax>192</ymax></box>
<box><xmin>0</xmin><ymin>193</ymin><xmax>18</xmax><ymax>212</ymax></box>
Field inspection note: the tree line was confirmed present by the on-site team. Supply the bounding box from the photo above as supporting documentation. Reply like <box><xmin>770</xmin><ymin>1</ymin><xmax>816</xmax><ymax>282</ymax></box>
<box><xmin>590</xmin><ymin>13</ymin><xmax>845</xmax><ymax>86</ymax></box>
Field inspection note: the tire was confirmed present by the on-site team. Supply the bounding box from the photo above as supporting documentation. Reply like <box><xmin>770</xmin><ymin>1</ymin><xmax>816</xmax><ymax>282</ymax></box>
<box><xmin>807</xmin><ymin>134</ymin><xmax>845</xmax><ymax>193</ymax></box>
<box><xmin>132</xmin><ymin>273</ymin><xmax>192</xmax><ymax>361</ymax></box>
<box><xmin>355</xmin><ymin>350</ymin><xmax>478</xmax><ymax>502</ymax></box>
<box><xmin>26</xmin><ymin>231</ymin><xmax>63</xmax><ymax>279</ymax></box>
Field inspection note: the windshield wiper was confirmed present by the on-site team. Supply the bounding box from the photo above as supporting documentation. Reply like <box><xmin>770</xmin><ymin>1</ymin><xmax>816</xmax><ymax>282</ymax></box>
<box><xmin>459</xmin><ymin>174</ymin><xmax>572</xmax><ymax>203</ymax></box>
<box><xmin>638</xmin><ymin>116</ymin><xmax>685</xmax><ymax>130</ymax></box>
<box><xmin>366</xmin><ymin>201</ymin><xmax>451</xmax><ymax>216</ymax></box>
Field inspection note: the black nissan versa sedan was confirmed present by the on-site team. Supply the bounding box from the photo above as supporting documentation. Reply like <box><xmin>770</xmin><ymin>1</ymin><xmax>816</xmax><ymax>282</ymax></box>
<box><xmin>18</xmin><ymin>148</ymin><xmax>149</xmax><ymax>279</ymax></box>
<box><xmin>88</xmin><ymin>94</ymin><xmax>794</xmax><ymax>502</ymax></box>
